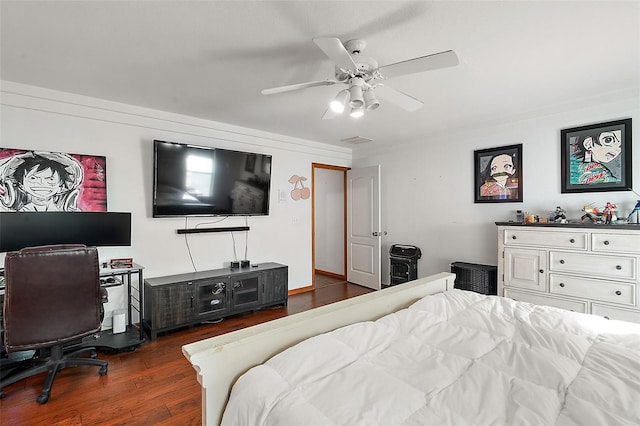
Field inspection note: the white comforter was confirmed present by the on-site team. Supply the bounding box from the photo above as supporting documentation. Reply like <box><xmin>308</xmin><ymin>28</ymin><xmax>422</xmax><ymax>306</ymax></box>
<box><xmin>222</xmin><ymin>290</ymin><xmax>640</xmax><ymax>425</ymax></box>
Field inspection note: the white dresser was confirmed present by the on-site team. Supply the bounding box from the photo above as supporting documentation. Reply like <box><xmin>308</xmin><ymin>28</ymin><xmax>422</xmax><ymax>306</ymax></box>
<box><xmin>496</xmin><ymin>222</ymin><xmax>640</xmax><ymax>324</ymax></box>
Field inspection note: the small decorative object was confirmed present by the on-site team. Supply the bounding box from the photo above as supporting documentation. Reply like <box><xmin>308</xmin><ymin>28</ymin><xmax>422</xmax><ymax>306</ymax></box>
<box><xmin>602</xmin><ymin>202</ymin><xmax>617</xmax><ymax>224</ymax></box>
<box><xmin>516</xmin><ymin>210</ymin><xmax>524</xmax><ymax>222</ymax></box>
<box><xmin>553</xmin><ymin>206</ymin><xmax>567</xmax><ymax>223</ymax></box>
<box><xmin>474</xmin><ymin>144</ymin><xmax>523</xmax><ymax>203</ymax></box>
<box><xmin>525</xmin><ymin>214</ymin><xmax>538</xmax><ymax>223</ymax></box>
<box><xmin>560</xmin><ymin>118</ymin><xmax>632</xmax><ymax>193</ymax></box>
<box><xmin>626</xmin><ymin>200</ymin><xmax>640</xmax><ymax>223</ymax></box>
<box><xmin>288</xmin><ymin>175</ymin><xmax>310</xmax><ymax>200</ymax></box>
<box><xmin>580</xmin><ymin>204</ymin><xmax>605</xmax><ymax>223</ymax></box>
<box><xmin>110</xmin><ymin>258</ymin><xmax>133</xmax><ymax>269</ymax></box>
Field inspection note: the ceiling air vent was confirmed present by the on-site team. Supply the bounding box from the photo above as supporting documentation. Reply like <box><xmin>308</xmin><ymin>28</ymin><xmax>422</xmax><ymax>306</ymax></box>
<box><xmin>341</xmin><ymin>136</ymin><xmax>373</xmax><ymax>145</ymax></box>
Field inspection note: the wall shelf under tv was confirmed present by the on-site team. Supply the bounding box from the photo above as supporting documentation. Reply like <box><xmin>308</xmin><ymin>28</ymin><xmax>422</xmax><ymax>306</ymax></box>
<box><xmin>176</xmin><ymin>226</ymin><xmax>250</xmax><ymax>235</ymax></box>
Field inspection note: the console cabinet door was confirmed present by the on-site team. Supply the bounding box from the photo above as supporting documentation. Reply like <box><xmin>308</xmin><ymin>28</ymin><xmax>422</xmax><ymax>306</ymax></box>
<box><xmin>261</xmin><ymin>267</ymin><xmax>288</xmax><ymax>306</ymax></box>
<box><xmin>230</xmin><ymin>273</ymin><xmax>260</xmax><ymax>312</ymax></box>
<box><xmin>148</xmin><ymin>281</ymin><xmax>195</xmax><ymax>329</ymax></box>
<box><xmin>196</xmin><ymin>279</ymin><xmax>229</xmax><ymax>317</ymax></box>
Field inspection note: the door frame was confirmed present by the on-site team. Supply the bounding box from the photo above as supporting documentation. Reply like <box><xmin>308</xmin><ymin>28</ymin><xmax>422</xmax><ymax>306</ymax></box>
<box><xmin>311</xmin><ymin>163</ymin><xmax>349</xmax><ymax>287</ymax></box>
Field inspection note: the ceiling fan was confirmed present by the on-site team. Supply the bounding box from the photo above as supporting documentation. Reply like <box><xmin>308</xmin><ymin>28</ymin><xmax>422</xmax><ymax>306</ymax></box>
<box><xmin>261</xmin><ymin>37</ymin><xmax>459</xmax><ymax>119</ymax></box>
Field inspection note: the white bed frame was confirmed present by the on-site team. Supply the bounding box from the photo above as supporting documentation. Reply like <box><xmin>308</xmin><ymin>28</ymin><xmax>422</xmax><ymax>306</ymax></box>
<box><xmin>182</xmin><ymin>272</ymin><xmax>455</xmax><ymax>425</ymax></box>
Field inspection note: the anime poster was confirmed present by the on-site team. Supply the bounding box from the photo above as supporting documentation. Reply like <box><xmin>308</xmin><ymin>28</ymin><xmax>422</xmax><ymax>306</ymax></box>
<box><xmin>474</xmin><ymin>144</ymin><xmax>523</xmax><ymax>203</ymax></box>
<box><xmin>560</xmin><ymin>119</ymin><xmax>632</xmax><ymax>193</ymax></box>
<box><xmin>0</xmin><ymin>148</ymin><xmax>107</xmax><ymax>212</ymax></box>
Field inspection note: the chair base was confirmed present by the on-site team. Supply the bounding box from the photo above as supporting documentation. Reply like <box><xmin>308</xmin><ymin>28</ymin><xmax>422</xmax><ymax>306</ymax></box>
<box><xmin>0</xmin><ymin>344</ymin><xmax>108</xmax><ymax>404</ymax></box>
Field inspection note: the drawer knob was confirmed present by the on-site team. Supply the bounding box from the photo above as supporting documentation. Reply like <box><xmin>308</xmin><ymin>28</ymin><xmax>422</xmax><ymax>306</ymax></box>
<box><xmin>559</xmin><ymin>259</ymin><xmax>565</xmax><ymax>264</ymax></box>
<box><xmin>604</xmin><ymin>240</ymin><xmax>610</xmax><ymax>245</ymax></box>
<box><xmin>616</xmin><ymin>265</ymin><xmax>622</xmax><ymax>270</ymax></box>
<box><xmin>512</xmin><ymin>235</ymin><xmax>517</xmax><ymax>240</ymax></box>
<box><xmin>559</xmin><ymin>283</ymin><xmax>565</xmax><ymax>287</ymax></box>
<box><xmin>615</xmin><ymin>290</ymin><xmax>622</xmax><ymax>296</ymax></box>
<box><xmin>539</xmin><ymin>269</ymin><xmax>544</xmax><ymax>274</ymax></box>
<box><xmin>569</xmin><ymin>238</ymin><xmax>575</xmax><ymax>243</ymax></box>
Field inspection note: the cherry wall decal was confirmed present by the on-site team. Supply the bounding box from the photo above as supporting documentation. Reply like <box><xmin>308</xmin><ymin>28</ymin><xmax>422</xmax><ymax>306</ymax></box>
<box><xmin>288</xmin><ymin>175</ymin><xmax>310</xmax><ymax>201</ymax></box>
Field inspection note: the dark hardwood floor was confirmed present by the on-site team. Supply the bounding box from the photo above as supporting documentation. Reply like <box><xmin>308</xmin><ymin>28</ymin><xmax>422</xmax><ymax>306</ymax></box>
<box><xmin>0</xmin><ymin>278</ymin><xmax>371</xmax><ymax>425</ymax></box>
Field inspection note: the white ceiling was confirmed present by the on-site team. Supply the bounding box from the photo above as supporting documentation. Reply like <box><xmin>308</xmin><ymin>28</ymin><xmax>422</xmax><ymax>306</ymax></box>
<box><xmin>1</xmin><ymin>1</ymin><xmax>638</xmax><ymax>148</ymax></box>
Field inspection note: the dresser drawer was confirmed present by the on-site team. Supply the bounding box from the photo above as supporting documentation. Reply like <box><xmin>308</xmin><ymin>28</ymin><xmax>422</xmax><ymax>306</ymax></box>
<box><xmin>504</xmin><ymin>288</ymin><xmax>587</xmax><ymax>313</ymax></box>
<box><xmin>549</xmin><ymin>274</ymin><xmax>635</xmax><ymax>306</ymax></box>
<box><xmin>591</xmin><ymin>304</ymin><xmax>640</xmax><ymax>324</ymax></box>
<box><xmin>504</xmin><ymin>229</ymin><xmax>587</xmax><ymax>250</ymax></box>
<box><xmin>549</xmin><ymin>251</ymin><xmax>636</xmax><ymax>280</ymax></box>
<box><xmin>592</xmin><ymin>233</ymin><xmax>640</xmax><ymax>254</ymax></box>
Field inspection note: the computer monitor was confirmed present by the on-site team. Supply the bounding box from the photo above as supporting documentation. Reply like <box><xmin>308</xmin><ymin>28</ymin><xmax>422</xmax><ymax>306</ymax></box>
<box><xmin>0</xmin><ymin>212</ymin><xmax>131</xmax><ymax>253</ymax></box>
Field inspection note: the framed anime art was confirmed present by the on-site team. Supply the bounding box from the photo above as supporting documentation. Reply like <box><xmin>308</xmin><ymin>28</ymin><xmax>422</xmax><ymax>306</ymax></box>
<box><xmin>0</xmin><ymin>148</ymin><xmax>107</xmax><ymax>212</ymax></box>
<box><xmin>474</xmin><ymin>144</ymin><xmax>523</xmax><ymax>203</ymax></box>
<box><xmin>560</xmin><ymin>118</ymin><xmax>632</xmax><ymax>193</ymax></box>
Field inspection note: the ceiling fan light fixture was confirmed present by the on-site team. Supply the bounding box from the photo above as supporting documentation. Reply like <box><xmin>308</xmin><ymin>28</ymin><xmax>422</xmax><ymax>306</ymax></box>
<box><xmin>363</xmin><ymin>89</ymin><xmax>379</xmax><ymax>111</ymax></box>
<box><xmin>348</xmin><ymin>77</ymin><xmax>365</xmax><ymax>108</ymax></box>
<box><xmin>329</xmin><ymin>89</ymin><xmax>350</xmax><ymax>113</ymax></box>
<box><xmin>350</xmin><ymin>106</ymin><xmax>365</xmax><ymax>118</ymax></box>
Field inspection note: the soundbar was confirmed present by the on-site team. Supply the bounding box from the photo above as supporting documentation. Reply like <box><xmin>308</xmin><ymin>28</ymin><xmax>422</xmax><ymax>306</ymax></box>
<box><xmin>176</xmin><ymin>226</ymin><xmax>250</xmax><ymax>234</ymax></box>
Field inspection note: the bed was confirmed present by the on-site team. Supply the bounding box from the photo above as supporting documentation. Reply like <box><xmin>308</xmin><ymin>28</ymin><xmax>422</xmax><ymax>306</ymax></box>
<box><xmin>182</xmin><ymin>272</ymin><xmax>640</xmax><ymax>425</ymax></box>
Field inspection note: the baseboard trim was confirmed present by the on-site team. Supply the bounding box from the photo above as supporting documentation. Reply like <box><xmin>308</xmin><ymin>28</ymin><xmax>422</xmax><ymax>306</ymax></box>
<box><xmin>315</xmin><ymin>269</ymin><xmax>345</xmax><ymax>279</ymax></box>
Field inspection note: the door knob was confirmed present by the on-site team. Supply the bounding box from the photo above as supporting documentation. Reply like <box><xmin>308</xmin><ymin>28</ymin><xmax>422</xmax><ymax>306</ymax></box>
<box><xmin>372</xmin><ymin>231</ymin><xmax>387</xmax><ymax>237</ymax></box>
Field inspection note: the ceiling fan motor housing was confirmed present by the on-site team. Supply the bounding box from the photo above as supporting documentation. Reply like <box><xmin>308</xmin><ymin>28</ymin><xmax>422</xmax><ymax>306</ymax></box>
<box><xmin>334</xmin><ymin>39</ymin><xmax>379</xmax><ymax>82</ymax></box>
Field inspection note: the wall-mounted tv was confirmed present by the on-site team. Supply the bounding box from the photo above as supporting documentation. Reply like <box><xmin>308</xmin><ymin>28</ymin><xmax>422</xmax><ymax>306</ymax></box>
<box><xmin>0</xmin><ymin>212</ymin><xmax>131</xmax><ymax>253</ymax></box>
<box><xmin>153</xmin><ymin>140</ymin><xmax>272</xmax><ymax>217</ymax></box>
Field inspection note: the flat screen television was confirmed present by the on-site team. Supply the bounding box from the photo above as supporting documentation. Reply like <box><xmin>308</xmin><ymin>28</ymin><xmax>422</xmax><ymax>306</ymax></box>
<box><xmin>0</xmin><ymin>212</ymin><xmax>131</xmax><ymax>252</ymax></box>
<box><xmin>153</xmin><ymin>140</ymin><xmax>272</xmax><ymax>217</ymax></box>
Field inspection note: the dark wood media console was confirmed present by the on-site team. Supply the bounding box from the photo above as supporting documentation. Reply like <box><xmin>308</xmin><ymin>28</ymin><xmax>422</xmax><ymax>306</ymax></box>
<box><xmin>143</xmin><ymin>263</ymin><xmax>287</xmax><ymax>340</ymax></box>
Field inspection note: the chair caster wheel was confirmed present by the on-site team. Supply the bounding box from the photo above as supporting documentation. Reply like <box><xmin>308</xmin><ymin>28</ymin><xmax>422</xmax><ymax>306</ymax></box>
<box><xmin>0</xmin><ymin>390</ymin><xmax>6</xmax><ymax>399</ymax></box>
<box><xmin>99</xmin><ymin>366</ymin><xmax>108</xmax><ymax>376</ymax></box>
<box><xmin>37</xmin><ymin>393</ymin><xmax>49</xmax><ymax>404</ymax></box>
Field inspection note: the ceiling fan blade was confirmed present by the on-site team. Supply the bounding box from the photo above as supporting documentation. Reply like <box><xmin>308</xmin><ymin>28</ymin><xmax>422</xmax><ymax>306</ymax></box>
<box><xmin>313</xmin><ymin>37</ymin><xmax>358</xmax><ymax>71</ymax></box>
<box><xmin>321</xmin><ymin>106</ymin><xmax>340</xmax><ymax>120</ymax></box>
<box><xmin>374</xmin><ymin>85</ymin><xmax>424</xmax><ymax>112</ymax></box>
<box><xmin>378</xmin><ymin>50</ymin><xmax>459</xmax><ymax>79</ymax></box>
<box><xmin>261</xmin><ymin>79</ymin><xmax>337</xmax><ymax>95</ymax></box>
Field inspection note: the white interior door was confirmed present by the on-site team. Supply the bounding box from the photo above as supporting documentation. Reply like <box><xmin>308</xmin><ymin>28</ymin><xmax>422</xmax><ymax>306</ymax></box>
<box><xmin>347</xmin><ymin>165</ymin><xmax>381</xmax><ymax>290</ymax></box>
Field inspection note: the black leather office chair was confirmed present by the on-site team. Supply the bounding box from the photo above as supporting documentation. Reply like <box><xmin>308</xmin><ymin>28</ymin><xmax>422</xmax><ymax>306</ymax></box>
<box><xmin>0</xmin><ymin>244</ymin><xmax>108</xmax><ymax>404</ymax></box>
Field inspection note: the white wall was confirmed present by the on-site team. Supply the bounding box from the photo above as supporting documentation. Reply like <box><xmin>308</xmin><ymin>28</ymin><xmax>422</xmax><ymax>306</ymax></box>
<box><xmin>1</xmin><ymin>82</ymin><xmax>352</xmax><ymax>319</ymax></box>
<box><xmin>353</xmin><ymin>95</ymin><xmax>640</xmax><ymax>283</ymax></box>
<box><xmin>313</xmin><ymin>167</ymin><xmax>344</xmax><ymax>275</ymax></box>
<box><xmin>3</xmin><ymin>81</ymin><xmax>638</xmax><ymax>295</ymax></box>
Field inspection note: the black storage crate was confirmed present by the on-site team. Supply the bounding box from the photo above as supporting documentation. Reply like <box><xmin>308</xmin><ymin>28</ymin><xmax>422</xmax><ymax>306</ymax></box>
<box><xmin>450</xmin><ymin>262</ymin><xmax>497</xmax><ymax>295</ymax></box>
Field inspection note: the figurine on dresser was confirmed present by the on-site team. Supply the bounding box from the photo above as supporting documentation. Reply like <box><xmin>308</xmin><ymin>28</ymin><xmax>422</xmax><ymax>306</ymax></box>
<box><xmin>602</xmin><ymin>202</ymin><xmax>617</xmax><ymax>224</ymax></box>
<box><xmin>553</xmin><ymin>206</ymin><xmax>567</xmax><ymax>223</ymax></box>
<box><xmin>580</xmin><ymin>204</ymin><xmax>604</xmax><ymax>223</ymax></box>
<box><xmin>627</xmin><ymin>200</ymin><xmax>640</xmax><ymax>223</ymax></box>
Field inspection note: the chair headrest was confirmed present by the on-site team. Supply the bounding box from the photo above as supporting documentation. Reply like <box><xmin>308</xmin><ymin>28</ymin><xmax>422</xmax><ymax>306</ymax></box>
<box><xmin>16</xmin><ymin>244</ymin><xmax>88</xmax><ymax>255</ymax></box>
